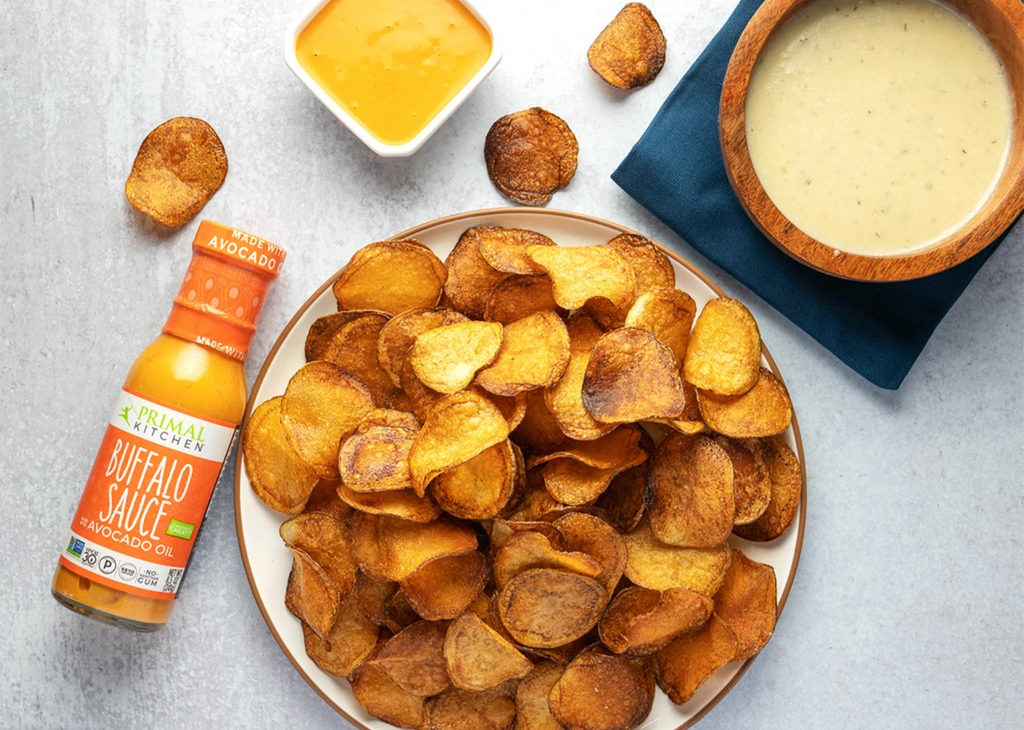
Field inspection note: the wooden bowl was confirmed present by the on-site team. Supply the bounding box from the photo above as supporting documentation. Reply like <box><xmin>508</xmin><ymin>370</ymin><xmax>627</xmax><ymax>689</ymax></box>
<box><xmin>720</xmin><ymin>0</ymin><xmax>1024</xmax><ymax>282</ymax></box>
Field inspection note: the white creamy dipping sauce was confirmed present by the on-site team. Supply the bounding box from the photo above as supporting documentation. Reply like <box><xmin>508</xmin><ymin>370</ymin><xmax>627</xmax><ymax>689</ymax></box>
<box><xmin>745</xmin><ymin>0</ymin><xmax>1013</xmax><ymax>255</ymax></box>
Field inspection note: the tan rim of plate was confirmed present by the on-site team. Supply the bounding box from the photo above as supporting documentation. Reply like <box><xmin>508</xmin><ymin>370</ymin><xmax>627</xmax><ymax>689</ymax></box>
<box><xmin>234</xmin><ymin>207</ymin><xmax>808</xmax><ymax>730</ymax></box>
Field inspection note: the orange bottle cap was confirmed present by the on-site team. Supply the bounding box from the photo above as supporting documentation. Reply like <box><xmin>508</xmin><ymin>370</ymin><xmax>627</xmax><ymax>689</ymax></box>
<box><xmin>163</xmin><ymin>221</ymin><xmax>287</xmax><ymax>360</ymax></box>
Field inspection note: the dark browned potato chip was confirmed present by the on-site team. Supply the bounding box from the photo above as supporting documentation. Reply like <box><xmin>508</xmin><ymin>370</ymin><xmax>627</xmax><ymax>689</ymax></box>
<box><xmin>243</xmin><ymin>397</ymin><xmax>319</xmax><ymax>514</ymax></box>
<box><xmin>494</xmin><ymin>530</ymin><xmax>603</xmax><ymax>591</ymax></box>
<box><xmin>594</xmin><ymin>461</ymin><xmax>647</xmax><ymax>532</ymax></box>
<box><xmin>338</xmin><ymin>425</ymin><xmax>415</xmax><ymax>492</ymax></box>
<box><xmin>378</xmin><ymin>514</ymin><xmax>479</xmax><ymax>581</ymax></box>
<box><xmin>350</xmin><ymin>512</ymin><xmax>388</xmax><ymax>580</ymax></box>
<box><xmin>715</xmin><ymin>437</ymin><xmax>772</xmax><ymax>525</ymax></box>
<box><xmin>515</xmin><ymin>387</ymin><xmax>569</xmax><ymax>453</ymax></box>
<box><xmin>476</xmin><ymin>311</ymin><xmax>571</xmax><ymax>396</ymax></box>
<box><xmin>320</xmin><ymin>310</ymin><xmax>395</xmax><ymax>406</ymax></box>
<box><xmin>285</xmin><ymin>548</ymin><xmax>341</xmax><ymax>639</ymax></box>
<box><xmin>484</xmin><ymin>275</ymin><xmax>563</xmax><ymax>325</ymax></box>
<box><xmin>124</xmin><ymin>117</ymin><xmax>227</xmax><ymax>227</ymax></box>
<box><xmin>445</xmin><ymin>228</ymin><xmax>514</xmax><ymax>319</ymax></box>
<box><xmin>401</xmin><ymin>550</ymin><xmax>489</xmax><ymax>621</ymax></box>
<box><xmin>472</xmin><ymin>226</ymin><xmax>558</xmax><ymax>275</ymax></box>
<box><xmin>733</xmin><ymin>436</ymin><xmax>802</xmax><ymax>542</ymax></box>
<box><xmin>599</xmin><ymin>586</ymin><xmax>713</xmax><ymax>656</ymax></box>
<box><xmin>280</xmin><ymin>511</ymin><xmax>357</xmax><ymax>603</ymax></box>
<box><xmin>654</xmin><ymin>614</ymin><xmax>738</xmax><ymax>705</ymax></box>
<box><xmin>713</xmin><ymin>550</ymin><xmax>777</xmax><ymax>660</ymax></box>
<box><xmin>445</xmin><ymin>612</ymin><xmax>534</xmax><ymax>691</ymax></box>
<box><xmin>515</xmin><ymin>662</ymin><xmax>565</xmax><ymax>730</ymax></box>
<box><xmin>303</xmin><ymin>592</ymin><xmax>379</xmax><ymax>678</ymax></box>
<box><xmin>422</xmin><ymin>682</ymin><xmax>518</xmax><ymax>730</ymax></box>
<box><xmin>378</xmin><ymin>307</ymin><xmax>470</xmax><ymax>387</ymax></box>
<box><xmin>549</xmin><ymin>647</ymin><xmax>655</xmax><ymax>730</ymax></box>
<box><xmin>498</xmin><ymin>568</ymin><xmax>607</xmax><ymax>648</ymax></box>
<box><xmin>332</xmin><ymin>239</ymin><xmax>447</xmax><ymax>315</ymax></box>
<box><xmin>372</xmin><ymin>620</ymin><xmax>451</xmax><ymax>696</ymax></box>
<box><xmin>698</xmin><ymin>367</ymin><xmax>793</xmax><ymax>438</ymax></box>
<box><xmin>646</xmin><ymin>433</ymin><xmax>735</xmax><ymax>548</ymax></box>
<box><xmin>353</xmin><ymin>570</ymin><xmax>399</xmax><ymax>626</ymax></box>
<box><xmin>588</xmin><ymin>4</ymin><xmax>667</xmax><ymax>91</ymax></box>
<box><xmin>554</xmin><ymin>512</ymin><xmax>627</xmax><ymax>594</ymax></box>
<box><xmin>350</xmin><ymin>656</ymin><xmax>426</xmax><ymax>728</ymax></box>
<box><xmin>304</xmin><ymin>311</ymin><xmax>368</xmax><ymax>362</ymax></box>
<box><xmin>485</xmin><ymin>108</ymin><xmax>579</xmax><ymax>207</ymax></box>
<box><xmin>383</xmin><ymin>590</ymin><xmax>423</xmax><ymax>634</ymax></box>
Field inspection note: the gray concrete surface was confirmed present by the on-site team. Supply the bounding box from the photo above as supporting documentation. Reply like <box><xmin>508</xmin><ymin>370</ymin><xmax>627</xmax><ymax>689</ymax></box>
<box><xmin>1</xmin><ymin>0</ymin><xmax>1022</xmax><ymax>728</ymax></box>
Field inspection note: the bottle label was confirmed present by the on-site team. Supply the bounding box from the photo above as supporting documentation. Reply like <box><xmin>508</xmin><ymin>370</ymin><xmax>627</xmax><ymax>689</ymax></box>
<box><xmin>58</xmin><ymin>388</ymin><xmax>236</xmax><ymax>599</ymax></box>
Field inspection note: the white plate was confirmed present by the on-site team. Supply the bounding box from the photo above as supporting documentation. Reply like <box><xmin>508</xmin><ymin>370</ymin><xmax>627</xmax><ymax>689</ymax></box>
<box><xmin>235</xmin><ymin>208</ymin><xmax>806</xmax><ymax>730</ymax></box>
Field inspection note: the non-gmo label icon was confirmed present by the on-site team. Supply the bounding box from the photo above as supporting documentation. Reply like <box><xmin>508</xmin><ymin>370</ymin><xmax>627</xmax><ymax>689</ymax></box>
<box><xmin>119</xmin><ymin>563</ymin><xmax>138</xmax><ymax>581</ymax></box>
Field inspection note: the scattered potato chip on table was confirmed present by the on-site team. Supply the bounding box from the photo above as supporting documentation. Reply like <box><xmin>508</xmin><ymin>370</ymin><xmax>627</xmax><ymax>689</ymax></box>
<box><xmin>588</xmin><ymin>3</ymin><xmax>667</xmax><ymax>91</ymax></box>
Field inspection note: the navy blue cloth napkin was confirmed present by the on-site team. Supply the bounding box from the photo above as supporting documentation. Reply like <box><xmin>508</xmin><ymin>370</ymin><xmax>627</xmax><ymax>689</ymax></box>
<box><xmin>612</xmin><ymin>0</ymin><xmax>1016</xmax><ymax>390</ymax></box>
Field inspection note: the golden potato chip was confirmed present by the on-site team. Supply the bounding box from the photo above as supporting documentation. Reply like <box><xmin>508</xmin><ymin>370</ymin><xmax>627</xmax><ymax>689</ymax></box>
<box><xmin>285</xmin><ymin>548</ymin><xmax>341</xmax><ymax>639</ymax></box>
<box><xmin>515</xmin><ymin>662</ymin><xmax>565</xmax><ymax>730</ymax></box>
<box><xmin>432</xmin><ymin>440</ymin><xmax>517</xmax><ymax>520</ymax></box>
<box><xmin>515</xmin><ymin>388</ymin><xmax>569</xmax><ymax>453</ymax></box>
<box><xmin>476</xmin><ymin>311</ymin><xmax>570</xmax><ymax>396</ymax></box>
<box><xmin>124</xmin><ymin>117</ymin><xmax>227</xmax><ymax>227</ymax></box>
<box><xmin>607</xmin><ymin>234</ymin><xmax>675</xmax><ymax>292</ymax></box>
<box><xmin>624</xmin><ymin>289</ymin><xmax>696</xmax><ymax>367</ymax></box>
<box><xmin>583</xmin><ymin>328</ymin><xmax>687</xmax><ymax>423</ymax></box>
<box><xmin>545</xmin><ymin>315</ymin><xmax>616</xmax><ymax>442</ymax></box>
<box><xmin>488</xmin><ymin>519</ymin><xmax>567</xmax><ymax>554</ymax></box>
<box><xmin>350</xmin><ymin>512</ymin><xmax>388</xmax><ymax>580</ymax></box>
<box><xmin>337</xmin><ymin>482</ymin><xmax>443</xmax><ymax>523</ymax></box>
<box><xmin>698</xmin><ymin>367</ymin><xmax>793</xmax><ymax>438</ymax></box>
<box><xmin>320</xmin><ymin>310</ymin><xmax>395</xmax><ymax>406</ymax></box>
<box><xmin>489</xmin><ymin>392</ymin><xmax>528</xmax><ymax>432</ymax></box>
<box><xmin>485</xmin><ymin>108</ymin><xmax>579</xmax><ymax>207</ymax></box>
<box><xmin>445</xmin><ymin>612</ymin><xmax>534</xmax><ymax>691</ymax></box>
<box><xmin>411</xmin><ymin>321</ymin><xmax>504</xmax><ymax>394</ymax></box>
<box><xmin>654</xmin><ymin>614</ymin><xmax>738</xmax><ymax>705</ymax></box>
<box><xmin>353</xmin><ymin>570</ymin><xmax>399</xmax><ymax>626</ymax></box>
<box><xmin>243</xmin><ymin>397</ymin><xmax>319</xmax><ymax>514</ymax></box>
<box><xmin>484</xmin><ymin>275</ymin><xmax>563</xmax><ymax>325</ymax></box>
<box><xmin>528</xmin><ymin>426</ymin><xmax>645</xmax><ymax>470</ymax></box>
<box><xmin>494</xmin><ymin>530</ymin><xmax>603</xmax><ymax>591</ymax></box>
<box><xmin>733</xmin><ymin>436</ymin><xmax>802</xmax><ymax>542</ymax></box>
<box><xmin>401</xmin><ymin>357</ymin><xmax>445</xmax><ymax>421</ymax></box>
<box><xmin>384</xmin><ymin>590</ymin><xmax>423</xmax><ymax>634</ymax></box>
<box><xmin>498</xmin><ymin>568</ymin><xmax>607</xmax><ymax>648</ymax></box>
<box><xmin>422</xmin><ymin>682</ymin><xmax>518</xmax><ymax>730</ymax></box>
<box><xmin>587</xmin><ymin>3</ymin><xmax>667</xmax><ymax>90</ymax></box>
<box><xmin>647</xmin><ymin>433</ymin><xmax>735</xmax><ymax>548</ymax></box>
<box><xmin>409</xmin><ymin>390</ymin><xmax>510</xmax><ymax>496</ymax></box>
<box><xmin>338</xmin><ymin>425</ymin><xmax>415</xmax><ymax>492</ymax></box>
<box><xmin>332</xmin><ymin>239</ymin><xmax>447</xmax><ymax>315</ymax></box>
<box><xmin>378</xmin><ymin>307</ymin><xmax>470</xmax><ymax>387</ymax></box>
<box><xmin>302</xmin><ymin>478</ymin><xmax>352</xmax><ymax>521</ymax></box>
<box><xmin>303</xmin><ymin>592</ymin><xmax>379</xmax><ymax>678</ymax></box>
<box><xmin>304</xmin><ymin>311</ymin><xmax>368</xmax><ymax>362</ymax></box>
<box><xmin>445</xmin><ymin>229</ymin><xmax>513</xmax><ymax>319</ymax></box>
<box><xmin>554</xmin><ymin>512</ymin><xmax>627</xmax><ymax>594</ymax></box>
<box><xmin>472</xmin><ymin>226</ymin><xmax>557</xmax><ymax>275</ymax></box>
<box><xmin>623</xmin><ymin>517</ymin><xmax>732</xmax><ymax>595</ymax></box>
<box><xmin>540</xmin><ymin>452</ymin><xmax>647</xmax><ymax>505</ymax></box>
<box><xmin>280</xmin><ymin>511</ymin><xmax>357</xmax><ymax>603</ymax></box>
<box><xmin>372</xmin><ymin>620</ymin><xmax>451</xmax><ymax>696</ymax></box>
<box><xmin>713</xmin><ymin>550</ymin><xmax>777</xmax><ymax>660</ymax></box>
<box><xmin>378</xmin><ymin>514</ymin><xmax>479</xmax><ymax>581</ymax></box>
<box><xmin>356</xmin><ymin>408</ymin><xmax>422</xmax><ymax>434</ymax></box>
<box><xmin>500</xmin><ymin>473</ymin><xmax>581</xmax><ymax>523</ymax></box>
<box><xmin>467</xmin><ymin>592</ymin><xmax>493</xmax><ymax>623</ymax></box>
<box><xmin>549</xmin><ymin>647</ymin><xmax>655</xmax><ymax>730</ymax></box>
<box><xmin>716</xmin><ymin>437</ymin><xmax>771</xmax><ymax>525</ymax></box>
<box><xmin>401</xmin><ymin>550</ymin><xmax>489</xmax><ymax>621</ymax></box>
<box><xmin>599</xmin><ymin>586</ymin><xmax>713</xmax><ymax>656</ymax></box>
<box><xmin>683</xmin><ymin>298</ymin><xmax>761</xmax><ymax>396</ymax></box>
<box><xmin>350</xmin><ymin>655</ymin><xmax>426</xmax><ymax>729</ymax></box>
<box><xmin>281</xmin><ymin>361</ymin><xmax>375</xmax><ymax>479</ymax></box>
<box><xmin>527</xmin><ymin>245</ymin><xmax>636</xmax><ymax>310</ymax></box>
<box><xmin>594</xmin><ymin>462</ymin><xmax>647</xmax><ymax>533</ymax></box>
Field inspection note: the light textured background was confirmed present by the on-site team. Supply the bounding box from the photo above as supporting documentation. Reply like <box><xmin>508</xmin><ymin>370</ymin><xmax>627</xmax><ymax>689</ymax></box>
<box><xmin>2</xmin><ymin>0</ymin><xmax>1022</xmax><ymax>728</ymax></box>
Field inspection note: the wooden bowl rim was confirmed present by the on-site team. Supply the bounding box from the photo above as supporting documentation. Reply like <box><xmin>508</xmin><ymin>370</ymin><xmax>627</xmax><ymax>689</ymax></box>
<box><xmin>720</xmin><ymin>0</ymin><xmax>1024</xmax><ymax>282</ymax></box>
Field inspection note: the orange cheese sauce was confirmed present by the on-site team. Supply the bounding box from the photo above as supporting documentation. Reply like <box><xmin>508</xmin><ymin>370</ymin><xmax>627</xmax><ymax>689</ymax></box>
<box><xmin>296</xmin><ymin>0</ymin><xmax>492</xmax><ymax>145</ymax></box>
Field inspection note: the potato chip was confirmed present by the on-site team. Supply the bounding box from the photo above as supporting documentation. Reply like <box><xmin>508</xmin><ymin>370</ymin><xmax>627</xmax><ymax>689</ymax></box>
<box><xmin>494</xmin><ymin>530</ymin><xmax>603</xmax><ymax>591</ymax></box>
<box><xmin>243</xmin><ymin>397</ymin><xmax>319</xmax><ymax>514</ymax></box>
<box><xmin>683</xmin><ymin>298</ymin><xmax>761</xmax><ymax>396</ymax></box>
<box><xmin>280</xmin><ymin>511</ymin><xmax>357</xmax><ymax>603</ymax></box>
<box><xmin>432</xmin><ymin>440</ymin><xmax>517</xmax><ymax>520</ymax></box>
<box><xmin>285</xmin><ymin>548</ymin><xmax>341</xmax><ymax>639</ymax></box>
<box><xmin>654</xmin><ymin>614</ymin><xmax>738</xmax><ymax>705</ymax></box>
<box><xmin>338</xmin><ymin>425</ymin><xmax>415</xmax><ymax>492</ymax></box>
<box><xmin>281</xmin><ymin>361</ymin><xmax>375</xmax><ymax>479</ymax></box>
<box><xmin>528</xmin><ymin>426</ymin><xmax>645</xmax><ymax>470</ymax></box>
<box><xmin>422</xmin><ymin>682</ymin><xmax>518</xmax><ymax>730</ymax></box>
<box><xmin>353</xmin><ymin>570</ymin><xmax>398</xmax><ymax>626</ymax></box>
<box><xmin>445</xmin><ymin>229</ymin><xmax>513</xmax><ymax>319</ymax></box>
<box><xmin>716</xmin><ymin>437</ymin><xmax>771</xmax><ymax>525</ymax></box>
<box><xmin>647</xmin><ymin>433</ymin><xmax>735</xmax><ymax>548</ymax></box>
<box><xmin>698</xmin><ymin>367</ymin><xmax>793</xmax><ymax>438</ymax></box>
<box><xmin>445</xmin><ymin>612</ymin><xmax>534</xmax><ymax>691</ymax></box>
<box><xmin>411</xmin><ymin>321</ymin><xmax>504</xmax><ymax>393</ymax></box>
<box><xmin>484</xmin><ymin>275</ymin><xmax>563</xmax><ymax>324</ymax></box>
<box><xmin>409</xmin><ymin>390</ymin><xmax>510</xmax><ymax>496</ymax></box>
<box><xmin>540</xmin><ymin>452</ymin><xmax>647</xmax><ymax>505</ymax></box>
<box><xmin>488</xmin><ymin>519</ymin><xmax>567</xmax><ymax>554</ymax></box>
<box><xmin>378</xmin><ymin>514</ymin><xmax>479</xmax><ymax>581</ymax></box>
<box><xmin>516</xmin><ymin>387</ymin><xmax>570</xmax><ymax>453</ymax></box>
<box><xmin>471</xmin><ymin>226</ymin><xmax>558</xmax><ymax>275</ymax></box>
<box><xmin>389</xmin><ymin>388</ymin><xmax>416</xmax><ymax>415</ymax></box>
<box><xmin>583</xmin><ymin>328</ymin><xmax>687</xmax><ymax>423</ymax></box>
<box><xmin>401</xmin><ymin>550</ymin><xmax>489</xmax><ymax>621</ymax></box>
<box><xmin>624</xmin><ymin>289</ymin><xmax>696</xmax><ymax>367</ymax></box>
<box><xmin>713</xmin><ymin>550</ymin><xmax>777</xmax><ymax>660</ymax></box>
<box><xmin>587</xmin><ymin>3</ymin><xmax>667</xmax><ymax>90</ymax></box>
<box><xmin>372</xmin><ymin>620</ymin><xmax>451</xmax><ymax>696</ymax></box>
<box><xmin>501</xmin><ymin>472</ymin><xmax>582</xmax><ymax>523</ymax></box>
<box><xmin>350</xmin><ymin>655</ymin><xmax>426</xmax><ymax>729</ymax></box>
<box><xmin>303</xmin><ymin>592</ymin><xmax>379</xmax><ymax>678</ymax></box>
<box><xmin>383</xmin><ymin>590</ymin><xmax>423</xmax><ymax>634</ymax></box>
<box><xmin>489</xmin><ymin>392</ymin><xmax>528</xmax><ymax>432</ymax></box>
<box><xmin>350</xmin><ymin>512</ymin><xmax>388</xmax><ymax>580</ymax></box>
<box><xmin>320</xmin><ymin>310</ymin><xmax>395</xmax><ymax>406</ymax></box>
<box><xmin>583</xmin><ymin>234</ymin><xmax>676</xmax><ymax>329</ymax></box>
<box><xmin>302</xmin><ymin>478</ymin><xmax>352</xmax><ymax>521</ymax></box>
<box><xmin>623</xmin><ymin>517</ymin><xmax>732</xmax><ymax>595</ymax></box>
<box><xmin>124</xmin><ymin>117</ymin><xmax>227</xmax><ymax>227</ymax></box>
<box><xmin>554</xmin><ymin>512</ymin><xmax>627</xmax><ymax>594</ymax></box>
<box><xmin>357</xmin><ymin>408</ymin><xmax>422</xmax><ymax>434</ymax></box>
<box><xmin>549</xmin><ymin>647</ymin><xmax>655</xmax><ymax>730</ymax></box>
<box><xmin>378</xmin><ymin>307</ymin><xmax>470</xmax><ymax>387</ymax></box>
<box><xmin>304</xmin><ymin>311</ymin><xmax>368</xmax><ymax>362</ymax></box>
<box><xmin>333</xmin><ymin>239</ymin><xmax>447</xmax><ymax>315</ymax></box>
<box><xmin>485</xmin><ymin>108</ymin><xmax>579</xmax><ymax>207</ymax></box>
<box><xmin>515</xmin><ymin>662</ymin><xmax>565</xmax><ymax>730</ymax></box>
<box><xmin>527</xmin><ymin>245</ymin><xmax>636</xmax><ymax>310</ymax></box>
<box><xmin>545</xmin><ymin>315</ymin><xmax>616</xmax><ymax>442</ymax></box>
<box><xmin>498</xmin><ymin>568</ymin><xmax>607</xmax><ymax>648</ymax></box>
<box><xmin>599</xmin><ymin>586</ymin><xmax>713</xmax><ymax>656</ymax></box>
<box><xmin>476</xmin><ymin>311</ymin><xmax>570</xmax><ymax>396</ymax></box>
<box><xmin>338</xmin><ymin>482</ymin><xmax>443</xmax><ymax>523</ymax></box>
<box><xmin>594</xmin><ymin>462</ymin><xmax>647</xmax><ymax>533</ymax></box>
<box><xmin>401</xmin><ymin>357</ymin><xmax>445</xmax><ymax>421</ymax></box>
<box><xmin>733</xmin><ymin>436</ymin><xmax>802</xmax><ymax>542</ymax></box>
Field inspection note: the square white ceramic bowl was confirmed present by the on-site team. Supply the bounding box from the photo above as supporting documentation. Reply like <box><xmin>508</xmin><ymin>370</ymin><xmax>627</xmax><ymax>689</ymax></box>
<box><xmin>284</xmin><ymin>0</ymin><xmax>502</xmax><ymax>157</ymax></box>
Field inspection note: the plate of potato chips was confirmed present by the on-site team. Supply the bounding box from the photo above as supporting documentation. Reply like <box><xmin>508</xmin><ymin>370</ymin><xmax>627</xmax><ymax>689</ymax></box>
<box><xmin>235</xmin><ymin>208</ymin><xmax>806</xmax><ymax>730</ymax></box>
